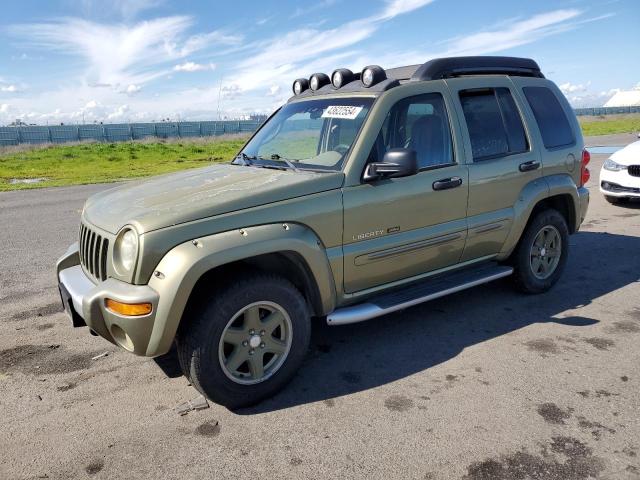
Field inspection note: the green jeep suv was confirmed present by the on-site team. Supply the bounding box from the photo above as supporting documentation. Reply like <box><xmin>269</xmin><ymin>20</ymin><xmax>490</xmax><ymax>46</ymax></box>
<box><xmin>57</xmin><ymin>56</ymin><xmax>590</xmax><ymax>408</ymax></box>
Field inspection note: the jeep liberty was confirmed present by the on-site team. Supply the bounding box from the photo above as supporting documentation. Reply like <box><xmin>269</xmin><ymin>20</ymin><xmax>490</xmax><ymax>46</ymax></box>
<box><xmin>57</xmin><ymin>56</ymin><xmax>590</xmax><ymax>408</ymax></box>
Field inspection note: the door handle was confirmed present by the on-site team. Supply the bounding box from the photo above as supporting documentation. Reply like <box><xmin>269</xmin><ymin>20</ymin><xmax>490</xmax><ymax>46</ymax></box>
<box><xmin>519</xmin><ymin>160</ymin><xmax>540</xmax><ymax>172</ymax></box>
<box><xmin>432</xmin><ymin>176</ymin><xmax>462</xmax><ymax>191</ymax></box>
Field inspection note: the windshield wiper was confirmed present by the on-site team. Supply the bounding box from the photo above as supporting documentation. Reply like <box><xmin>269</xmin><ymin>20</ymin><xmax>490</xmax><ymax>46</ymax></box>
<box><xmin>234</xmin><ymin>152</ymin><xmax>256</xmax><ymax>166</ymax></box>
<box><xmin>266</xmin><ymin>154</ymin><xmax>299</xmax><ymax>172</ymax></box>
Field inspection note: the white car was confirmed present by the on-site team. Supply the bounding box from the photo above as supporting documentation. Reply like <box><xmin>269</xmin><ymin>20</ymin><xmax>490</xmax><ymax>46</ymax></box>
<box><xmin>600</xmin><ymin>140</ymin><xmax>640</xmax><ymax>203</ymax></box>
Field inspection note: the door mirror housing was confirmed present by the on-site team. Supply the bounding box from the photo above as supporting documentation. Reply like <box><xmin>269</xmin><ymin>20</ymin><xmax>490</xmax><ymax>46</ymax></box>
<box><xmin>364</xmin><ymin>148</ymin><xmax>419</xmax><ymax>181</ymax></box>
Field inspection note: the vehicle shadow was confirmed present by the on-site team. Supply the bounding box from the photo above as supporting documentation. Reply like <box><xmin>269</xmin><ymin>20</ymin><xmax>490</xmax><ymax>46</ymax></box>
<box><xmin>152</xmin><ymin>231</ymin><xmax>639</xmax><ymax>413</ymax></box>
<box><xmin>234</xmin><ymin>230</ymin><xmax>639</xmax><ymax>414</ymax></box>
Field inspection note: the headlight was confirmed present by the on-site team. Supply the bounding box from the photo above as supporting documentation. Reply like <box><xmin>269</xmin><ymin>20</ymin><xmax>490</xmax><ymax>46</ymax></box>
<box><xmin>114</xmin><ymin>227</ymin><xmax>139</xmax><ymax>274</ymax></box>
<box><xmin>603</xmin><ymin>158</ymin><xmax>626</xmax><ymax>171</ymax></box>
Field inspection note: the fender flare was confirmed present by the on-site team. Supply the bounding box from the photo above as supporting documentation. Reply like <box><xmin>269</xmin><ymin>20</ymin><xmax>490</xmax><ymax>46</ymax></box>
<box><xmin>499</xmin><ymin>174</ymin><xmax>580</xmax><ymax>259</ymax></box>
<box><xmin>144</xmin><ymin>222</ymin><xmax>337</xmax><ymax>356</ymax></box>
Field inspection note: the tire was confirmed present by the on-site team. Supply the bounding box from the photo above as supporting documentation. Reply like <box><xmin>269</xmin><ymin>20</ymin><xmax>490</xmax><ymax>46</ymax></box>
<box><xmin>176</xmin><ymin>273</ymin><xmax>311</xmax><ymax>409</ymax></box>
<box><xmin>511</xmin><ymin>208</ymin><xmax>569</xmax><ymax>294</ymax></box>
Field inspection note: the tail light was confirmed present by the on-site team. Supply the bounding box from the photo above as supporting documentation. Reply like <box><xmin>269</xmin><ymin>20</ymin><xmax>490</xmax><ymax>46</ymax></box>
<box><xmin>580</xmin><ymin>149</ymin><xmax>590</xmax><ymax>186</ymax></box>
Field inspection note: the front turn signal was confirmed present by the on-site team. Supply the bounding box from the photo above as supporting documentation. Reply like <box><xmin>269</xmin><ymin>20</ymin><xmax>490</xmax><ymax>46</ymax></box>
<box><xmin>105</xmin><ymin>299</ymin><xmax>152</xmax><ymax>316</ymax></box>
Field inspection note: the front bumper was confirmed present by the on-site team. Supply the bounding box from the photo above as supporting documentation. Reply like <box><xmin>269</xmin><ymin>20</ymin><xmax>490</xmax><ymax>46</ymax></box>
<box><xmin>599</xmin><ymin>168</ymin><xmax>640</xmax><ymax>198</ymax></box>
<box><xmin>57</xmin><ymin>243</ymin><xmax>160</xmax><ymax>356</ymax></box>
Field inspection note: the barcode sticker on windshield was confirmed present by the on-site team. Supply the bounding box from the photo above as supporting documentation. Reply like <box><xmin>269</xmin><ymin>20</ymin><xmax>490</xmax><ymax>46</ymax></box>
<box><xmin>322</xmin><ymin>106</ymin><xmax>363</xmax><ymax>120</ymax></box>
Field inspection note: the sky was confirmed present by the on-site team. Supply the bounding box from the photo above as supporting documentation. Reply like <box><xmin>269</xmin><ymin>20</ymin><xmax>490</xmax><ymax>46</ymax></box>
<box><xmin>0</xmin><ymin>0</ymin><xmax>638</xmax><ymax>125</ymax></box>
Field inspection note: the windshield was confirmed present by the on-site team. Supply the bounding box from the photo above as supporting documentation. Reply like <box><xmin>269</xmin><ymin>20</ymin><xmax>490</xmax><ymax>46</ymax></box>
<box><xmin>238</xmin><ymin>97</ymin><xmax>374</xmax><ymax>171</ymax></box>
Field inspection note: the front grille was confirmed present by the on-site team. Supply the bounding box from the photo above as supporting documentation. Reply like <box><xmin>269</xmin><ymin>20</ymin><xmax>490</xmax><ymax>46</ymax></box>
<box><xmin>79</xmin><ymin>224</ymin><xmax>109</xmax><ymax>281</ymax></box>
<box><xmin>628</xmin><ymin>165</ymin><xmax>640</xmax><ymax>177</ymax></box>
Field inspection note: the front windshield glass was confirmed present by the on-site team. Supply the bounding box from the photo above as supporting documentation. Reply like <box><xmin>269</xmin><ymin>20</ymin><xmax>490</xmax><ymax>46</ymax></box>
<box><xmin>238</xmin><ymin>97</ymin><xmax>374</xmax><ymax>171</ymax></box>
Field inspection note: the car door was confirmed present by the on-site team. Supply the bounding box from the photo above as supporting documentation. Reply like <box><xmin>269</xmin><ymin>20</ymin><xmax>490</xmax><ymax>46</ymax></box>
<box><xmin>446</xmin><ymin>77</ymin><xmax>543</xmax><ymax>262</ymax></box>
<box><xmin>342</xmin><ymin>88</ymin><xmax>469</xmax><ymax>293</ymax></box>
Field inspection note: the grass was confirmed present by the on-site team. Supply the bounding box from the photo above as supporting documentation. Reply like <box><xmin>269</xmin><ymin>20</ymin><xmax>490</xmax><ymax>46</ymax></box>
<box><xmin>0</xmin><ymin>135</ymin><xmax>248</xmax><ymax>191</ymax></box>
<box><xmin>2</xmin><ymin>114</ymin><xmax>640</xmax><ymax>191</ymax></box>
<box><xmin>579</xmin><ymin>113</ymin><xmax>640</xmax><ymax>136</ymax></box>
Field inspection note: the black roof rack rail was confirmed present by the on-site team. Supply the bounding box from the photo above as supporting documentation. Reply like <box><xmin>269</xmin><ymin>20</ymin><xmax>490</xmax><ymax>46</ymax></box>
<box><xmin>409</xmin><ymin>56</ymin><xmax>544</xmax><ymax>81</ymax></box>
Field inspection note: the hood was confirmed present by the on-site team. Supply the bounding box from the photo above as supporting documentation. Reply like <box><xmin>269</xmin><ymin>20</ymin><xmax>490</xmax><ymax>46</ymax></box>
<box><xmin>83</xmin><ymin>164</ymin><xmax>344</xmax><ymax>234</ymax></box>
<box><xmin>610</xmin><ymin>140</ymin><xmax>640</xmax><ymax>166</ymax></box>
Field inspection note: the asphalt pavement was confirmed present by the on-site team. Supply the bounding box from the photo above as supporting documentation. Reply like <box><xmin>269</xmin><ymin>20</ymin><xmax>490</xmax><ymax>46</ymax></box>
<box><xmin>0</xmin><ymin>133</ymin><xmax>639</xmax><ymax>479</ymax></box>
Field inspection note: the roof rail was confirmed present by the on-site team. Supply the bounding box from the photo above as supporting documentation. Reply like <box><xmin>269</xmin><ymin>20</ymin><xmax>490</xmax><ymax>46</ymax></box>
<box><xmin>409</xmin><ymin>56</ymin><xmax>544</xmax><ymax>81</ymax></box>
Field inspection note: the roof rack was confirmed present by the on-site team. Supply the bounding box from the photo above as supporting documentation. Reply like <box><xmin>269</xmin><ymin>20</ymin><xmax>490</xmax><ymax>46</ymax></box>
<box><xmin>408</xmin><ymin>56</ymin><xmax>544</xmax><ymax>81</ymax></box>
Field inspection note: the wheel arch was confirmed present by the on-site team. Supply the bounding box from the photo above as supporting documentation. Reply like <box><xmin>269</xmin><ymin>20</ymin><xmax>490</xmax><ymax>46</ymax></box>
<box><xmin>499</xmin><ymin>174</ymin><xmax>580</xmax><ymax>259</ymax></box>
<box><xmin>144</xmin><ymin>223</ymin><xmax>337</xmax><ymax>356</ymax></box>
<box><xmin>184</xmin><ymin>251</ymin><xmax>326</xmax><ymax>321</ymax></box>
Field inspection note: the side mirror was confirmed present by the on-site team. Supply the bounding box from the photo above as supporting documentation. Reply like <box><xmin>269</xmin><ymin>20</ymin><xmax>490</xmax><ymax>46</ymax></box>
<box><xmin>363</xmin><ymin>148</ymin><xmax>418</xmax><ymax>181</ymax></box>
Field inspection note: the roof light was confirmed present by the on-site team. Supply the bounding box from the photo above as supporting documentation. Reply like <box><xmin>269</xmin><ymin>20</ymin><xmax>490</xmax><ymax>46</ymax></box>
<box><xmin>331</xmin><ymin>68</ymin><xmax>355</xmax><ymax>89</ymax></box>
<box><xmin>309</xmin><ymin>73</ymin><xmax>330</xmax><ymax>91</ymax></box>
<box><xmin>292</xmin><ymin>78</ymin><xmax>309</xmax><ymax>95</ymax></box>
<box><xmin>361</xmin><ymin>65</ymin><xmax>386</xmax><ymax>87</ymax></box>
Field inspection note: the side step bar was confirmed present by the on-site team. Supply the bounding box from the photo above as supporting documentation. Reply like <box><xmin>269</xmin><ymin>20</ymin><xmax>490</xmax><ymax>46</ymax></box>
<box><xmin>327</xmin><ymin>264</ymin><xmax>513</xmax><ymax>326</ymax></box>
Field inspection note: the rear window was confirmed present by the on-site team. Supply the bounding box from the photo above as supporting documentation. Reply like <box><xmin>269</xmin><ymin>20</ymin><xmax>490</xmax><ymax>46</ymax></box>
<box><xmin>523</xmin><ymin>86</ymin><xmax>574</xmax><ymax>149</ymax></box>
<box><xmin>459</xmin><ymin>88</ymin><xmax>528</xmax><ymax>161</ymax></box>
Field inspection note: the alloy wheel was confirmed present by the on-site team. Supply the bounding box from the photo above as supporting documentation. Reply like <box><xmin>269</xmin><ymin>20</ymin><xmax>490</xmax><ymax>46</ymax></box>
<box><xmin>218</xmin><ymin>301</ymin><xmax>292</xmax><ymax>385</ymax></box>
<box><xmin>529</xmin><ymin>225</ymin><xmax>562</xmax><ymax>280</ymax></box>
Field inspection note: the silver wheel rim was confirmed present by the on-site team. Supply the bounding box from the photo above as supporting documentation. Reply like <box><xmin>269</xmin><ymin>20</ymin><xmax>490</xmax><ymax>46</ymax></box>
<box><xmin>218</xmin><ymin>301</ymin><xmax>292</xmax><ymax>385</ymax></box>
<box><xmin>530</xmin><ymin>225</ymin><xmax>562</xmax><ymax>280</ymax></box>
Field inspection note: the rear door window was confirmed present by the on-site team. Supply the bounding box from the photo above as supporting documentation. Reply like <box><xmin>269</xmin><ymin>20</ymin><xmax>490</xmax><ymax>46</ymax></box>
<box><xmin>459</xmin><ymin>88</ymin><xmax>528</xmax><ymax>161</ymax></box>
<box><xmin>523</xmin><ymin>86</ymin><xmax>574</xmax><ymax>149</ymax></box>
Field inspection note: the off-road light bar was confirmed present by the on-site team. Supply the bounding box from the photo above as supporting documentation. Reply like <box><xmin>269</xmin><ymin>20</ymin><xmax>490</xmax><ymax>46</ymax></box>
<box><xmin>309</xmin><ymin>73</ymin><xmax>330</xmax><ymax>91</ymax></box>
<box><xmin>331</xmin><ymin>68</ymin><xmax>355</xmax><ymax>89</ymax></box>
<box><xmin>361</xmin><ymin>65</ymin><xmax>386</xmax><ymax>87</ymax></box>
<box><xmin>292</xmin><ymin>78</ymin><xmax>309</xmax><ymax>95</ymax></box>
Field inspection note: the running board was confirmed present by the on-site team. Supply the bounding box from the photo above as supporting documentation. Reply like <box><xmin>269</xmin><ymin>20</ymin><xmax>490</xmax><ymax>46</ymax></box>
<box><xmin>327</xmin><ymin>264</ymin><xmax>513</xmax><ymax>326</ymax></box>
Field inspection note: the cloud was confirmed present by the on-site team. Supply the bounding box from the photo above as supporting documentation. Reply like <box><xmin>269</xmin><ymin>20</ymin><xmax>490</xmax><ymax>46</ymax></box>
<box><xmin>113</xmin><ymin>0</ymin><xmax>164</xmax><ymax>19</ymax></box>
<box><xmin>291</xmin><ymin>0</ymin><xmax>338</xmax><ymax>19</ymax></box>
<box><xmin>559</xmin><ymin>82</ymin><xmax>590</xmax><ymax>94</ymax></box>
<box><xmin>380</xmin><ymin>0</ymin><xmax>436</xmax><ymax>19</ymax></box>
<box><xmin>107</xmin><ymin>104</ymin><xmax>130</xmax><ymax>120</ymax></box>
<box><xmin>0</xmin><ymin>104</ymin><xmax>9</xmax><ymax>113</ymax></box>
<box><xmin>1</xmin><ymin>85</ymin><xmax>19</xmax><ymax>93</ymax></box>
<box><xmin>123</xmin><ymin>84</ymin><xmax>142</xmax><ymax>95</ymax></box>
<box><xmin>565</xmin><ymin>88</ymin><xmax>621</xmax><ymax>108</ymax></box>
<box><xmin>166</xmin><ymin>31</ymin><xmax>242</xmax><ymax>57</ymax></box>
<box><xmin>267</xmin><ymin>85</ymin><xmax>281</xmax><ymax>96</ymax></box>
<box><xmin>8</xmin><ymin>17</ymin><xmax>239</xmax><ymax>87</ymax></box>
<box><xmin>173</xmin><ymin>62</ymin><xmax>216</xmax><ymax>73</ymax></box>
<box><xmin>220</xmin><ymin>84</ymin><xmax>242</xmax><ymax>100</ymax></box>
<box><xmin>438</xmin><ymin>9</ymin><xmax>582</xmax><ymax>56</ymax></box>
<box><xmin>78</xmin><ymin>0</ymin><xmax>165</xmax><ymax>20</ymax></box>
<box><xmin>349</xmin><ymin>8</ymin><xmax>594</xmax><ymax>73</ymax></box>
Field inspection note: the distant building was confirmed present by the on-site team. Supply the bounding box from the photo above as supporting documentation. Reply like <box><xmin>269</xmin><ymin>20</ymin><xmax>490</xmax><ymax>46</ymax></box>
<box><xmin>604</xmin><ymin>85</ymin><xmax>640</xmax><ymax>107</ymax></box>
